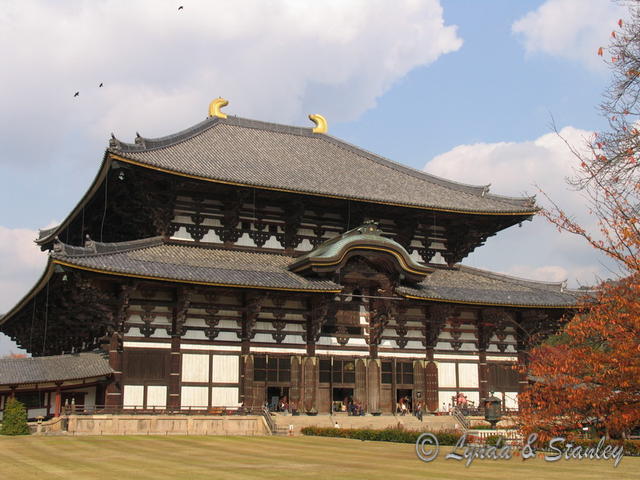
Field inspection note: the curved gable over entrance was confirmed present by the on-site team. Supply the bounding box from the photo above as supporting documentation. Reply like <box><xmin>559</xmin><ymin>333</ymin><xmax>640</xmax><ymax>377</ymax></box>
<box><xmin>289</xmin><ymin>221</ymin><xmax>432</xmax><ymax>284</ymax></box>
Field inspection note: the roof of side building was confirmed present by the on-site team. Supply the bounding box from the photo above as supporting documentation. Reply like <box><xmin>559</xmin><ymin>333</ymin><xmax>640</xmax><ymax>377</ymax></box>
<box><xmin>0</xmin><ymin>352</ymin><xmax>113</xmax><ymax>386</ymax></box>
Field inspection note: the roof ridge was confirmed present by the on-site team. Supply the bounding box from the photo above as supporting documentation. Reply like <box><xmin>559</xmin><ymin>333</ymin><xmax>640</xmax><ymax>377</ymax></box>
<box><xmin>456</xmin><ymin>264</ymin><xmax>568</xmax><ymax>291</ymax></box>
<box><xmin>109</xmin><ymin>116</ymin><xmax>221</xmax><ymax>152</ymax></box>
<box><xmin>319</xmin><ymin>134</ymin><xmax>535</xmax><ymax>207</ymax></box>
<box><xmin>52</xmin><ymin>236</ymin><xmax>164</xmax><ymax>258</ymax></box>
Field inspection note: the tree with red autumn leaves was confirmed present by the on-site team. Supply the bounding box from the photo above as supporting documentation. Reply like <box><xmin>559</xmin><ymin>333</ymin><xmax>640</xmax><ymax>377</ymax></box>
<box><xmin>519</xmin><ymin>2</ymin><xmax>640</xmax><ymax>439</ymax></box>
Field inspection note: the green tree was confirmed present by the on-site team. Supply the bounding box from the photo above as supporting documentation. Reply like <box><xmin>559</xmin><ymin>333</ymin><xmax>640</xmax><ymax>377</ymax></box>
<box><xmin>0</xmin><ymin>398</ymin><xmax>30</xmax><ymax>435</ymax></box>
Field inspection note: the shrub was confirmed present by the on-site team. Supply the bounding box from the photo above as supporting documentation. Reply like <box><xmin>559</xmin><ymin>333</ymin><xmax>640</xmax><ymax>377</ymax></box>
<box><xmin>570</xmin><ymin>439</ymin><xmax>640</xmax><ymax>457</ymax></box>
<box><xmin>484</xmin><ymin>435</ymin><xmax>504</xmax><ymax>446</ymax></box>
<box><xmin>300</xmin><ymin>426</ymin><xmax>461</xmax><ymax>445</ymax></box>
<box><xmin>0</xmin><ymin>398</ymin><xmax>30</xmax><ymax>436</ymax></box>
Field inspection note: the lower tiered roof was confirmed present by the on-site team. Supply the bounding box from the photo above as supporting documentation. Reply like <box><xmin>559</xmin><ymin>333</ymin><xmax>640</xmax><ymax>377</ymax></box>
<box><xmin>0</xmin><ymin>230</ymin><xmax>580</xmax><ymax>331</ymax></box>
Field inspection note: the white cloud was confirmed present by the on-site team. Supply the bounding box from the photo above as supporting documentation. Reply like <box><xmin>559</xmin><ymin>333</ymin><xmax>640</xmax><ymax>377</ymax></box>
<box><xmin>0</xmin><ymin>0</ymin><xmax>462</xmax><ymax>165</ymax></box>
<box><xmin>0</xmin><ymin>226</ymin><xmax>48</xmax><ymax>313</ymax></box>
<box><xmin>512</xmin><ymin>0</ymin><xmax>625</xmax><ymax>69</ymax></box>
<box><xmin>0</xmin><ymin>226</ymin><xmax>48</xmax><ymax>356</ymax></box>
<box><xmin>424</xmin><ymin>126</ymin><xmax>616</xmax><ymax>287</ymax></box>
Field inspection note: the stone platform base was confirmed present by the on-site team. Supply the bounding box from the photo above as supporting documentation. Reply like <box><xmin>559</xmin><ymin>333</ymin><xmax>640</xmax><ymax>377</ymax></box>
<box><xmin>37</xmin><ymin>415</ymin><xmax>270</xmax><ymax>436</ymax></box>
<box><xmin>271</xmin><ymin>413</ymin><xmax>462</xmax><ymax>436</ymax></box>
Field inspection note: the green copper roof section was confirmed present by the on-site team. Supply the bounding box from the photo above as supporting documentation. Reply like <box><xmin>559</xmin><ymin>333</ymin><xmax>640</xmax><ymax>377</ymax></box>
<box><xmin>289</xmin><ymin>221</ymin><xmax>433</xmax><ymax>278</ymax></box>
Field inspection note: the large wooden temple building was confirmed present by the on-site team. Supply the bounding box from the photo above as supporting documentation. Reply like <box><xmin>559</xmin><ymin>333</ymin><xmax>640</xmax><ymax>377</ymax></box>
<box><xmin>0</xmin><ymin>99</ymin><xmax>578</xmax><ymax>419</ymax></box>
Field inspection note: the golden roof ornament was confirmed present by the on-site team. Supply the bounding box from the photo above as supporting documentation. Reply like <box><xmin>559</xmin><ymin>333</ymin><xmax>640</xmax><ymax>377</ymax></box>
<box><xmin>308</xmin><ymin>114</ymin><xmax>328</xmax><ymax>133</ymax></box>
<box><xmin>208</xmin><ymin>97</ymin><xmax>228</xmax><ymax>118</ymax></box>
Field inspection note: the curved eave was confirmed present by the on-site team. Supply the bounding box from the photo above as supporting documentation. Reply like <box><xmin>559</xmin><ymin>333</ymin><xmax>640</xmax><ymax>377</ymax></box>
<box><xmin>290</xmin><ymin>244</ymin><xmax>433</xmax><ymax>278</ymax></box>
<box><xmin>0</xmin><ymin>259</ymin><xmax>56</xmax><ymax>327</ymax></box>
<box><xmin>35</xmin><ymin>154</ymin><xmax>113</xmax><ymax>248</ymax></box>
<box><xmin>0</xmin><ymin>374</ymin><xmax>112</xmax><ymax>388</ymax></box>
<box><xmin>108</xmin><ymin>152</ymin><xmax>538</xmax><ymax>217</ymax></box>
<box><xmin>51</xmin><ymin>259</ymin><xmax>342</xmax><ymax>294</ymax></box>
<box><xmin>399</xmin><ymin>292</ymin><xmax>580</xmax><ymax>309</ymax></box>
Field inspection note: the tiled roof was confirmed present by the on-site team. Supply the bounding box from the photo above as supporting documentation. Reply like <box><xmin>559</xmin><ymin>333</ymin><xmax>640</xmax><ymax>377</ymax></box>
<box><xmin>0</xmin><ymin>352</ymin><xmax>113</xmax><ymax>385</ymax></box>
<box><xmin>398</xmin><ymin>265</ymin><xmax>581</xmax><ymax>308</ymax></box>
<box><xmin>108</xmin><ymin>116</ymin><xmax>536</xmax><ymax>215</ymax></box>
<box><xmin>48</xmin><ymin>237</ymin><xmax>579</xmax><ymax>307</ymax></box>
<box><xmin>52</xmin><ymin>237</ymin><xmax>341</xmax><ymax>292</ymax></box>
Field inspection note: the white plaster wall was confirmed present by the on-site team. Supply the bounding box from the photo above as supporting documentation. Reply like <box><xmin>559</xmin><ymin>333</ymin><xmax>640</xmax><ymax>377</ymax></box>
<box><xmin>73</xmin><ymin>386</ymin><xmax>96</xmax><ymax>409</ymax></box>
<box><xmin>437</xmin><ymin>362</ymin><xmax>457</xmax><ymax>388</ymax></box>
<box><xmin>460</xmin><ymin>391</ymin><xmax>480</xmax><ymax>405</ymax></box>
<box><xmin>504</xmin><ymin>392</ymin><xmax>519</xmax><ymax>410</ymax></box>
<box><xmin>211</xmin><ymin>355</ymin><xmax>239</xmax><ymax>383</ymax></box>
<box><xmin>170</xmin><ymin>226</ymin><xmax>193</xmax><ymax>242</ymax></box>
<box><xmin>458</xmin><ymin>363</ymin><xmax>479</xmax><ymax>388</ymax></box>
<box><xmin>262</xmin><ymin>236</ymin><xmax>281</xmax><ymax>249</ymax></box>
<box><xmin>123</xmin><ymin>385</ymin><xmax>144</xmax><ymax>408</ymax></box>
<box><xmin>146</xmin><ymin>386</ymin><xmax>167</xmax><ymax>408</ymax></box>
<box><xmin>211</xmin><ymin>387</ymin><xmax>240</xmax><ymax>407</ymax></box>
<box><xmin>284</xmin><ymin>335</ymin><xmax>306</xmax><ymax>344</ymax></box>
<box><xmin>438</xmin><ymin>392</ymin><xmax>455</xmax><ymax>411</ymax></box>
<box><xmin>181</xmin><ymin>354</ymin><xmax>210</xmax><ymax>382</ymax></box>
<box><xmin>297</xmin><ymin>238</ymin><xmax>314</xmax><ymax>251</ymax></box>
<box><xmin>181</xmin><ymin>386</ymin><xmax>208</xmax><ymax>408</ymax></box>
<box><xmin>236</xmin><ymin>233</ymin><xmax>257</xmax><ymax>247</ymax></box>
<box><xmin>182</xmin><ymin>330</ymin><xmax>207</xmax><ymax>340</ymax></box>
<box><xmin>253</xmin><ymin>333</ymin><xmax>276</xmax><ymax>343</ymax></box>
<box><xmin>218</xmin><ymin>331</ymin><xmax>241</xmax><ymax>341</ymax></box>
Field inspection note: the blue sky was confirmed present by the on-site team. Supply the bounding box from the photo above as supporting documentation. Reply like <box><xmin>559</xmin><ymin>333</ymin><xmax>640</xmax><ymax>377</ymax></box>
<box><xmin>0</xmin><ymin>0</ymin><xmax>625</xmax><ymax>355</ymax></box>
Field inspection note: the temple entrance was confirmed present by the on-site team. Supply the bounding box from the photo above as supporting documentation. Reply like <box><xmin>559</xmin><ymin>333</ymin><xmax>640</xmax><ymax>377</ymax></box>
<box><xmin>396</xmin><ymin>389</ymin><xmax>413</xmax><ymax>415</ymax></box>
<box><xmin>332</xmin><ymin>387</ymin><xmax>354</xmax><ymax>413</ymax></box>
<box><xmin>266</xmin><ymin>386</ymin><xmax>289</xmax><ymax>412</ymax></box>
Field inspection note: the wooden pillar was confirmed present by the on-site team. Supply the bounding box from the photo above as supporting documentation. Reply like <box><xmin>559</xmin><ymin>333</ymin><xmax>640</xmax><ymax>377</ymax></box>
<box><xmin>54</xmin><ymin>383</ymin><xmax>62</xmax><ymax>417</ymax></box>
<box><xmin>105</xmin><ymin>332</ymin><xmax>123</xmax><ymax>409</ymax></box>
<box><xmin>302</xmin><ymin>356</ymin><xmax>318</xmax><ymax>413</ymax></box>
<box><xmin>367</xmin><ymin>359</ymin><xmax>381</xmax><ymax>414</ymax></box>
<box><xmin>478</xmin><ymin>350</ymin><xmax>489</xmax><ymax>401</ymax></box>
<box><xmin>242</xmin><ymin>355</ymin><xmax>254</xmax><ymax>408</ymax></box>
<box><xmin>517</xmin><ymin>350</ymin><xmax>528</xmax><ymax>394</ymax></box>
<box><xmin>354</xmin><ymin>358</ymin><xmax>367</xmax><ymax>405</ymax></box>
<box><xmin>168</xmin><ymin>336</ymin><xmax>181</xmax><ymax>410</ymax></box>
<box><xmin>413</xmin><ymin>360</ymin><xmax>425</xmax><ymax>407</ymax></box>
<box><xmin>290</xmin><ymin>356</ymin><xmax>301</xmax><ymax>408</ymax></box>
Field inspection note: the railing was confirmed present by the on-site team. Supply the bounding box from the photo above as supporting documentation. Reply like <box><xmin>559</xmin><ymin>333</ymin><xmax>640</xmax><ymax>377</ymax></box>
<box><xmin>451</xmin><ymin>407</ymin><xmax>470</xmax><ymax>431</ymax></box>
<box><xmin>467</xmin><ymin>429</ymin><xmax>522</xmax><ymax>445</ymax></box>
<box><xmin>260</xmin><ymin>406</ymin><xmax>276</xmax><ymax>435</ymax></box>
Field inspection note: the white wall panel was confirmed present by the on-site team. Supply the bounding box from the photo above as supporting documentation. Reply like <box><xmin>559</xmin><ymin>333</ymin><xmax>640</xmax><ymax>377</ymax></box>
<box><xmin>181</xmin><ymin>386</ymin><xmax>208</xmax><ymax>408</ymax></box>
<box><xmin>458</xmin><ymin>363</ymin><xmax>479</xmax><ymax>388</ymax></box>
<box><xmin>438</xmin><ymin>392</ymin><xmax>455</xmax><ymax>411</ymax></box>
<box><xmin>437</xmin><ymin>362</ymin><xmax>457</xmax><ymax>388</ymax></box>
<box><xmin>74</xmin><ymin>386</ymin><xmax>96</xmax><ymax>409</ymax></box>
<box><xmin>460</xmin><ymin>391</ymin><xmax>480</xmax><ymax>405</ymax></box>
<box><xmin>284</xmin><ymin>335</ymin><xmax>305</xmax><ymax>344</ymax></box>
<box><xmin>211</xmin><ymin>355</ymin><xmax>239</xmax><ymax>383</ymax></box>
<box><xmin>146</xmin><ymin>386</ymin><xmax>167</xmax><ymax>408</ymax></box>
<box><xmin>182</xmin><ymin>329</ymin><xmax>207</xmax><ymax>340</ymax></box>
<box><xmin>211</xmin><ymin>387</ymin><xmax>240</xmax><ymax>407</ymax></box>
<box><xmin>181</xmin><ymin>353</ymin><xmax>210</xmax><ymax>382</ymax></box>
<box><xmin>504</xmin><ymin>392</ymin><xmax>519</xmax><ymax>409</ymax></box>
<box><xmin>123</xmin><ymin>385</ymin><xmax>144</xmax><ymax>408</ymax></box>
<box><xmin>217</xmin><ymin>331</ymin><xmax>241</xmax><ymax>342</ymax></box>
<box><xmin>253</xmin><ymin>333</ymin><xmax>276</xmax><ymax>343</ymax></box>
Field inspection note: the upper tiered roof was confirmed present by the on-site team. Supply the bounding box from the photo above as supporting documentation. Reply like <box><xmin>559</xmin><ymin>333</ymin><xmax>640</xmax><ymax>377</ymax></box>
<box><xmin>107</xmin><ymin>114</ymin><xmax>536</xmax><ymax>215</ymax></box>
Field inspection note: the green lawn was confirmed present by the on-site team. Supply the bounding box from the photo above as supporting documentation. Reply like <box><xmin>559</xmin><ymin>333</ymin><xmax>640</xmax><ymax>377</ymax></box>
<box><xmin>0</xmin><ymin>435</ymin><xmax>636</xmax><ymax>480</ymax></box>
